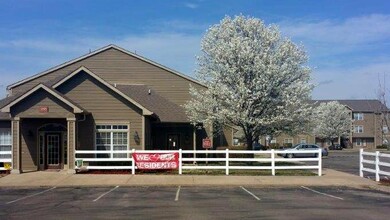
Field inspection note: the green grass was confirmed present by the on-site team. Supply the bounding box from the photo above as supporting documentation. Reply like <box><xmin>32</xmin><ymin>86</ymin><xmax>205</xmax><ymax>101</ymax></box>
<box><xmin>181</xmin><ymin>169</ymin><xmax>315</xmax><ymax>176</ymax></box>
<box><xmin>133</xmin><ymin>161</ymin><xmax>316</xmax><ymax>176</ymax></box>
<box><xmin>179</xmin><ymin>161</ymin><xmax>315</xmax><ymax>176</ymax></box>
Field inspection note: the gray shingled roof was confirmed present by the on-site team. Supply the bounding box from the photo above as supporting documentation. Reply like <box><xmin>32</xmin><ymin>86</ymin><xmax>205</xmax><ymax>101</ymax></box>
<box><xmin>116</xmin><ymin>85</ymin><xmax>189</xmax><ymax>123</ymax></box>
<box><xmin>312</xmin><ymin>99</ymin><xmax>388</xmax><ymax>112</ymax></box>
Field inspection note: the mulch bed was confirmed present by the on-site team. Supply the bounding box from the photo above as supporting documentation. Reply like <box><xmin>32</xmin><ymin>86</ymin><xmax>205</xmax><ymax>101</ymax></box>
<box><xmin>0</xmin><ymin>170</ymin><xmax>10</xmax><ymax>177</ymax></box>
<box><xmin>78</xmin><ymin>169</ymin><xmax>178</xmax><ymax>175</ymax></box>
<box><xmin>380</xmin><ymin>179</ymin><xmax>390</xmax><ymax>186</ymax></box>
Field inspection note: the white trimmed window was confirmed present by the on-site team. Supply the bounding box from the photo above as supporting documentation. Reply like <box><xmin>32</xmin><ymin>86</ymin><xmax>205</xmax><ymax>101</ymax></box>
<box><xmin>354</xmin><ymin>125</ymin><xmax>364</xmax><ymax>133</ymax></box>
<box><xmin>96</xmin><ymin>125</ymin><xmax>129</xmax><ymax>158</ymax></box>
<box><xmin>284</xmin><ymin>138</ymin><xmax>293</xmax><ymax>144</ymax></box>
<box><xmin>0</xmin><ymin>128</ymin><xmax>12</xmax><ymax>159</ymax></box>
<box><xmin>300</xmin><ymin>138</ymin><xmax>307</xmax><ymax>144</ymax></box>
<box><xmin>353</xmin><ymin>113</ymin><xmax>363</xmax><ymax>120</ymax></box>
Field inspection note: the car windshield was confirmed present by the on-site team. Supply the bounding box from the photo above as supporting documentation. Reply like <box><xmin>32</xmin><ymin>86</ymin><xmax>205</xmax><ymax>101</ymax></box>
<box><xmin>292</xmin><ymin>144</ymin><xmax>301</xmax><ymax>148</ymax></box>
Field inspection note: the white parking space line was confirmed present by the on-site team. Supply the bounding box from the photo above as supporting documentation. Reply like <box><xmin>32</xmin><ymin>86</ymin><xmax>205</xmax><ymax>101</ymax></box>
<box><xmin>93</xmin><ymin>186</ymin><xmax>119</xmax><ymax>202</ymax></box>
<box><xmin>240</xmin><ymin>186</ymin><xmax>261</xmax><ymax>201</ymax></box>
<box><xmin>301</xmin><ymin>186</ymin><xmax>344</xmax><ymax>200</ymax></box>
<box><xmin>6</xmin><ymin>187</ymin><xmax>56</xmax><ymax>204</ymax></box>
<box><xmin>175</xmin><ymin>186</ymin><xmax>181</xmax><ymax>201</ymax></box>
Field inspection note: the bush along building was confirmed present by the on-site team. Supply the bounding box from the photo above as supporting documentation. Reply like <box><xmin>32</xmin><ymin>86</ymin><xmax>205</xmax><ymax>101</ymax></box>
<box><xmin>0</xmin><ymin>45</ymin><xmax>234</xmax><ymax>173</ymax></box>
<box><xmin>266</xmin><ymin>100</ymin><xmax>389</xmax><ymax>149</ymax></box>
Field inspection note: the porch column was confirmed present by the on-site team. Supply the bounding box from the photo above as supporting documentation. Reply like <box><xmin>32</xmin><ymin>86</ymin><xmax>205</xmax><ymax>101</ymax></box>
<box><xmin>67</xmin><ymin>118</ymin><xmax>76</xmax><ymax>173</ymax></box>
<box><xmin>11</xmin><ymin>118</ymin><xmax>20</xmax><ymax>174</ymax></box>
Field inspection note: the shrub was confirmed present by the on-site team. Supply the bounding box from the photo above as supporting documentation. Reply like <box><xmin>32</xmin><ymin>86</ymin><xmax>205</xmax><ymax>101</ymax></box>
<box><xmin>215</xmin><ymin>146</ymin><xmax>252</xmax><ymax>158</ymax></box>
<box><xmin>376</xmin><ymin>145</ymin><xmax>388</xmax><ymax>149</ymax></box>
<box><xmin>268</xmin><ymin>143</ymin><xmax>281</xmax><ymax>149</ymax></box>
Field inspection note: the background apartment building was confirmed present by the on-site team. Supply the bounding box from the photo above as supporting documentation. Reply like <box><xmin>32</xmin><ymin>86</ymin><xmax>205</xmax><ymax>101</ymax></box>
<box><xmin>250</xmin><ymin>100</ymin><xmax>389</xmax><ymax>149</ymax></box>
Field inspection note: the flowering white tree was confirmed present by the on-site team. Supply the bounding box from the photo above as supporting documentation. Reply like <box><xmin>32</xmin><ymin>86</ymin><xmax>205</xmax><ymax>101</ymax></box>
<box><xmin>378</xmin><ymin>74</ymin><xmax>390</xmax><ymax>146</ymax></box>
<box><xmin>184</xmin><ymin>15</ymin><xmax>313</xmax><ymax>150</ymax></box>
<box><xmin>313</xmin><ymin>101</ymin><xmax>351</xmax><ymax>146</ymax></box>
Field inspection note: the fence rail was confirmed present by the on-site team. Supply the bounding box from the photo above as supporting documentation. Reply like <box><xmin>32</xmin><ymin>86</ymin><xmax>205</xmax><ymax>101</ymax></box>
<box><xmin>360</xmin><ymin>149</ymin><xmax>390</xmax><ymax>181</ymax></box>
<box><xmin>0</xmin><ymin>151</ymin><xmax>12</xmax><ymax>171</ymax></box>
<box><xmin>75</xmin><ymin>148</ymin><xmax>322</xmax><ymax>176</ymax></box>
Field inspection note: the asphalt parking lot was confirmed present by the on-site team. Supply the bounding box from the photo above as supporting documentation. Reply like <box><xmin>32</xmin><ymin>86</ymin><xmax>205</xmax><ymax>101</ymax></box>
<box><xmin>0</xmin><ymin>186</ymin><xmax>389</xmax><ymax>220</ymax></box>
<box><xmin>323</xmin><ymin>150</ymin><xmax>360</xmax><ymax>175</ymax></box>
<box><xmin>322</xmin><ymin>150</ymin><xmax>390</xmax><ymax>181</ymax></box>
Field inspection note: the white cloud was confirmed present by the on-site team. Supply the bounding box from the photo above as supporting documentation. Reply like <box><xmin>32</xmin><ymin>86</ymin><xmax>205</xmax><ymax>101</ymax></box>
<box><xmin>0</xmin><ymin>39</ymin><xmax>84</xmax><ymax>53</ymax></box>
<box><xmin>312</xmin><ymin>62</ymin><xmax>390</xmax><ymax>99</ymax></box>
<box><xmin>184</xmin><ymin>3</ymin><xmax>198</xmax><ymax>9</ymax></box>
<box><xmin>280</xmin><ymin>14</ymin><xmax>390</xmax><ymax>45</ymax></box>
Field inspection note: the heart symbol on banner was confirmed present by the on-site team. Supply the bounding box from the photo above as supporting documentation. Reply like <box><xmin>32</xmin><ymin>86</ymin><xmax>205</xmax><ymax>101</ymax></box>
<box><xmin>149</xmin><ymin>154</ymin><xmax>159</xmax><ymax>161</ymax></box>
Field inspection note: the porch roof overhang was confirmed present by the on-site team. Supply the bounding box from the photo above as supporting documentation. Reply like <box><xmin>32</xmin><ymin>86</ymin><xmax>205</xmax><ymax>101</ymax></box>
<box><xmin>0</xmin><ymin>84</ymin><xmax>84</xmax><ymax>114</ymax></box>
<box><xmin>51</xmin><ymin>66</ymin><xmax>154</xmax><ymax>116</ymax></box>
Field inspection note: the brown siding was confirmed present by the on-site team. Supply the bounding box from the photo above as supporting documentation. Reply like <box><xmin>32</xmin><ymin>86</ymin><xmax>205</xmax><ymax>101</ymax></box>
<box><xmin>56</xmin><ymin>71</ymin><xmax>143</xmax><ymax>149</ymax></box>
<box><xmin>12</xmin><ymin>48</ymin><xmax>205</xmax><ymax>107</ymax></box>
<box><xmin>19</xmin><ymin>118</ymin><xmax>67</xmax><ymax>172</ymax></box>
<box><xmin>353</xmin><ymin>112</ymin><xmax>376</xmax><ymax>138</ymax></box>
<box><xmin>20</xmin><ymin>119</ymin><xmax>37</xmax><ymax>171</ymax></box>
<box><xmin>275</xmin><ymin>134</ymin><xmax>315</xmax><ymax>145</ymax></box>
<box><xmin>11</xmin><ymin>89</ymin><xmax>74</xmax><ymax>118</ymax></box>
<box><xmin>214</xmin><ymin>126</ymin><xmax>234</xmax><ymax>147</ymax></box>
<box><xmin>76</xmin><ymin>115</ymin><xmax>94</xmax><ymax>151</ymax></box>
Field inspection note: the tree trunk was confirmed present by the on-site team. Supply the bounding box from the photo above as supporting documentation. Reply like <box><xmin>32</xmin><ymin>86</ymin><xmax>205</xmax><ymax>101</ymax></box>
<box><xmin>246</xmin><ymin>134</ymin><xmax>253</xmax><ymax>150</ymax></box>
<box><xmin>245</xmin><ymin>133</ymin><xmax>254</xmax><ymax>161</ymax></box>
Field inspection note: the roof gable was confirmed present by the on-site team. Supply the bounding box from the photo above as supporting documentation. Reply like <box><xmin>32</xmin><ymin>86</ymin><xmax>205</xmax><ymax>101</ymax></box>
<box><xmin>52</xmin><ymin>66</ymin><xmax>153</xmax><ymax>116</ymax></box>
<box><xmin>0</xmin><ymin>84</ymin><xmax>83</xmax><ymax>113</ymax></box>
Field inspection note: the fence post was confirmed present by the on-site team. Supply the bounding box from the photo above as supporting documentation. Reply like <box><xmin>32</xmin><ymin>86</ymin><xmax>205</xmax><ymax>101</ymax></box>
<box><xmin>131</xmin><ymin>149</ymin><xmax>135</xmax><ymax>175</ymax></box>
<box><xmin>225</xmin><ymin>149</ymin><xmax>229</xmax><ymax>175</ymax></box>
<box><xmin>318</xmin><ymin>148</ymin><xmax>322</xmax><ymax>176</ymax></box>
<box><xmin>179</xmin><ymin>149</ymin><xmax>182</xmax><ymax>175</ymax></box>
<box><xmin>375</xmin><ymin>151</ymin><xmax>380</xmax><ymax>182</ymax></box>
<box><xmin>359</xmin><ymin>148</ymin><xmax>363</xmax><ymax>177</ymax></box>
<box><xmin>271</xmin><ymin>149</ymin><xmax>275</xmax><ymax>176</ymax></box>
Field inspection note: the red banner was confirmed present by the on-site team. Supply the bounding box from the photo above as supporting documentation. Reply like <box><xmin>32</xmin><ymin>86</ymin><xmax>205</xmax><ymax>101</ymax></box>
<box><xmin>132</xmin><ymin>153</ymin><xmax>179</xmax><ymax>170</ymax></box>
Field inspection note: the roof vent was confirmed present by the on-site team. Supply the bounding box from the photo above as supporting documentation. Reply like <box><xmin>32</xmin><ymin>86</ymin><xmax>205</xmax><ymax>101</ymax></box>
<box><xmin>148</xmin><ymin>89</ymin><xmax>151</xmax><ymax>95</ymax></box>
<box><xmin>114</xmin><ymin>83</ymin><xmax>117</xmax><ymax>88</ymax></box>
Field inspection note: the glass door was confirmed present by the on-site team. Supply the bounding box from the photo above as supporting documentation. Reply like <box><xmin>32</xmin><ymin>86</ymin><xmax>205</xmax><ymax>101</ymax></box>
<box><xmin>46</xmin><ymin>134</ymin><xmax>61</xmax><ymax>169</ymax></box>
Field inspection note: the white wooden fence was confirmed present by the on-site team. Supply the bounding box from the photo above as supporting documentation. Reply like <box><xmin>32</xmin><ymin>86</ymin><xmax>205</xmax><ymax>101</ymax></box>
<box><xmin>0</xmin><ymin>150</ymin><xmax>12</xmax><ymax>171</ymax></box>
<box><xmin>360</xmin><ymin>149</ymin><xmax>390</xmax><ymax>181</ymax></box>
<box><xmin>75</xmin><ymin>149</ymin><xmax>322</xmax><ymax>176</ymax></box>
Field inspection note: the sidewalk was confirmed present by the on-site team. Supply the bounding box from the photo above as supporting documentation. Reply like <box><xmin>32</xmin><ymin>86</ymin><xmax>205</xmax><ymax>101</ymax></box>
<box><xmin>0</xmin><ymin>169</ymin><xmax>387</xmax><ymax>192</ymax></box>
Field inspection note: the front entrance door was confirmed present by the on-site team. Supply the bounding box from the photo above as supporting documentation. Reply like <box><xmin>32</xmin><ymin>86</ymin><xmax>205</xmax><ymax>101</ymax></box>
<box><xmin>168</xmin><ymin>134</ymin><xmax>180</xmax><ymax>150</ymax></box>
<box><xmin>46</xmin><ymin>133</ymin><xmax>62</xmax><ymax>169</ymax></box>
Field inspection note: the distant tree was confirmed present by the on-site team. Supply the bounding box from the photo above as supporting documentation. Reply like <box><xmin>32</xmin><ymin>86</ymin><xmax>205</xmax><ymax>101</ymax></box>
<box><xmin>184</xmin><ymin>15</ymin><xmax>313</xmax><ymax>150</ymax></box>
<box><xmin>313</xmin><ymin>101</ymin><xmax>351</xmax><ymax>146</ymax></box>
<box><xmin>377</xmin><ymin>74</ymin><xmax>390</xmax><ymax>146</ymax></box>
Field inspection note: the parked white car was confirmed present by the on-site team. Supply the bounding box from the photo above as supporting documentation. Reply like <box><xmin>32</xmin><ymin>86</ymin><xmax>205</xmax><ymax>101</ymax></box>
<box><xmin>277</xmin><ymin>144</ymin><xmax>328</xmax><ymax>158</ymax></box>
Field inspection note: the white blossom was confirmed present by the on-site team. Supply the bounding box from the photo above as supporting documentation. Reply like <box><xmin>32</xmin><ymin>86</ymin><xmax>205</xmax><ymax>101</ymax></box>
<box><xmin>312</xmin><ymin>101</ymin><xmax>351</xmax><ymax>143</ymax></box>
<box><xmin>184</xmin><ymin>15</ymin><xmax>313</xmax><ymax>149</ymax></box>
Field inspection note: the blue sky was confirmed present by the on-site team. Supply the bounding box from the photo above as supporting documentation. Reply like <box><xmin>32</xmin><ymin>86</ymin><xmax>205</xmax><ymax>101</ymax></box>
<box><xmin>1</xmin><ymin>0</ymin><xmax>390</xmax><ymax>99</ymax></box>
